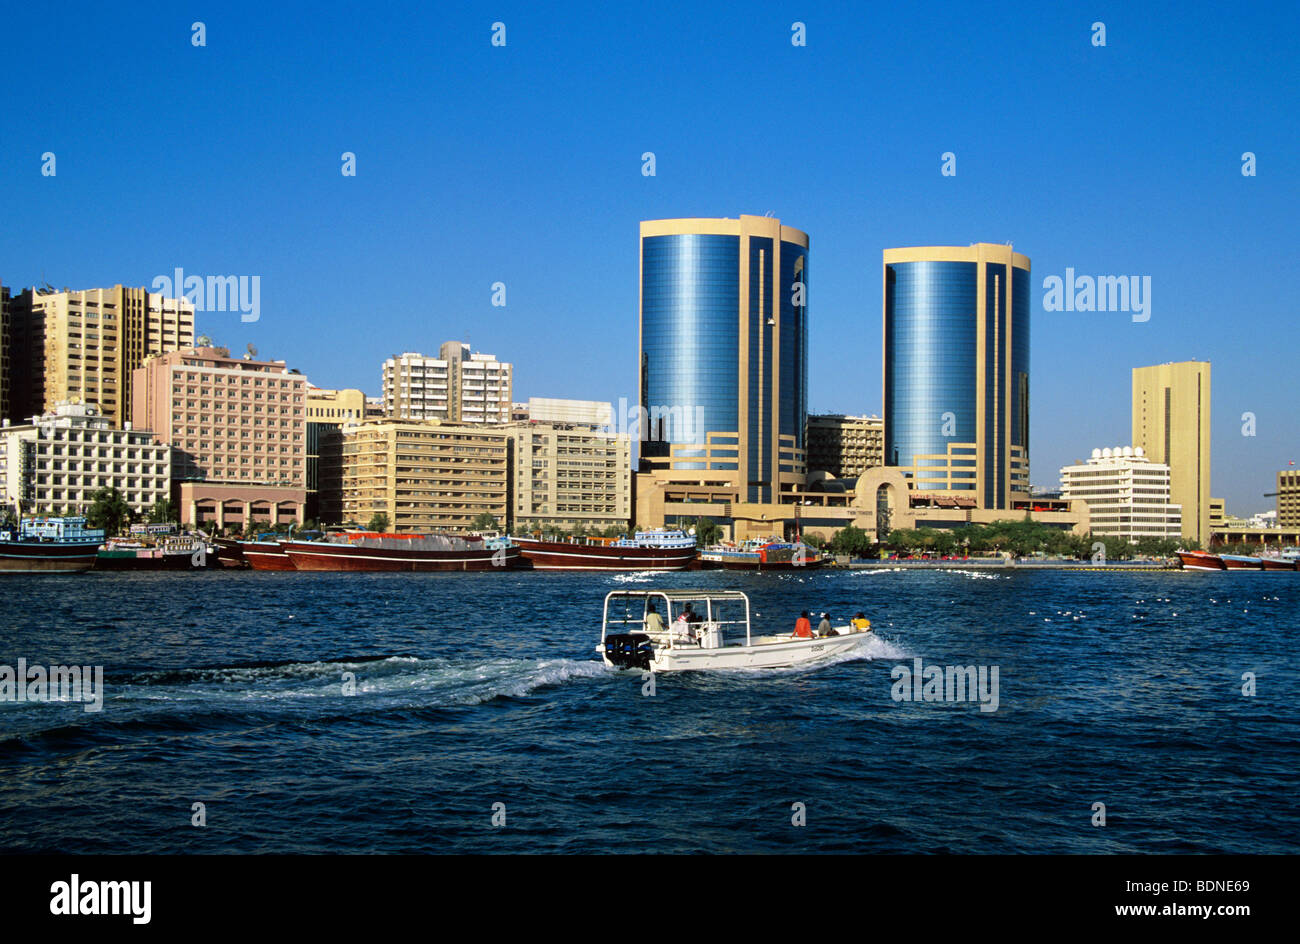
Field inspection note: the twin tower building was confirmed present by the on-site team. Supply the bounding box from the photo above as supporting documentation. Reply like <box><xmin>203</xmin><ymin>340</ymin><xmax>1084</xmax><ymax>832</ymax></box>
<box><xmin>636</xmin><ymin>215</ymin><xmax>1037</xmax><ymax>539</ymax></box>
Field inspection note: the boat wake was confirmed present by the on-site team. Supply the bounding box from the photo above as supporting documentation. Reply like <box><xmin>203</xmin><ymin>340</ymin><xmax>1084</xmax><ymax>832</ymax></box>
<box><xmin>111</xmin><ymin>655</ymin><xmax>611</xmax><ymax>710</ymax></box>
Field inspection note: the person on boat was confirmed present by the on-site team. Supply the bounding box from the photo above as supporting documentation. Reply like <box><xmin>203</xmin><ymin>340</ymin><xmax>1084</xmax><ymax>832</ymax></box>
<box><xmin>675</xmin><ymin>604</ymin><xmax>700</xmax><ymax>642</ymax></box>
<box><xmin>817</xmin><ymin>613</ymin><xmax>835</xmax><ymax>637</ymax></box>
<box><xmin>644</xmin><ymin>602</ymin><xmax>666</xmax><ymax>635</ymax></box>
<box><xmin>793</xmin><ymin>611</ymin><xmax>813</xmax><ymax>638</ymax></box>
<box><xmin>851</xmin><ymin>612</ymin><xmax>872</xmax><ymax>633</ymax></box>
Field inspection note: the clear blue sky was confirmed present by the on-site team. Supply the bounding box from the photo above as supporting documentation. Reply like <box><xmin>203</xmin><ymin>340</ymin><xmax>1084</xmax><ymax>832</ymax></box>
<box><xmin>2</xmin><ymin>1</ymin><xmax>1296</xmax><ymax>514</ymax></box>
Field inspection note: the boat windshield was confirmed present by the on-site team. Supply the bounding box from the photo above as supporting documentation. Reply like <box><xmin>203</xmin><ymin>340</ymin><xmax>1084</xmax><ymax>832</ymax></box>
<box><xmin>602</xmin><ymin>591</ymin><xmax>752</xmax><ymax>648</ymax></box>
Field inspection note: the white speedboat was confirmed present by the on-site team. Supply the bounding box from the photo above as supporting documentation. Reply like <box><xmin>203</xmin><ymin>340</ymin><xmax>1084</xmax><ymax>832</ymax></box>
<box><xmin>597</xmin><ymin>589</ymin><xmax>870</xmax><ymax>672</ymax></box>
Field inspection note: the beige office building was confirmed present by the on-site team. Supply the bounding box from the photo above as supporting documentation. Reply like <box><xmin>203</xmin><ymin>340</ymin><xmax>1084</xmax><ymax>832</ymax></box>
<box><xmin>0</xmin><ymin>401</ymin><xmax>171</xmax><ymax>517</ymax></box>
<box><xmin>1278</xmin><ymin>471</ymin><xmax>1300</xmax><ymax>528</ymax></box>
<box><xmin>320</xmin><ymin>420</ymin><xmax>509</xmax><ymax>531</ymax></box>
<box><xmin>1059</xmin><ymin>446</ymin><xmax>1181</xmax><ymax>542</ymax></box>
<box><xmin>133</xmin><ymin>346</ymin><xmax>307</xmax><ymax>526</ymax></box>
<box><xmin>1132</xmin><ymin>361</ymin><xmax>1211</xmax><ymax>546</ymax></box>
<box><xmin>305</xmin><ymin>387</ymin><xmax>367</xmax><ymax>518</ymax></box>
<box><xmin>7</xmin><ymin>285</ymin><xmax>194</xmax><ymax>428</ymax></box>
<box><xmin>508</xmin><ymin>413</ymin><xmax>631</xmax><ymax>532</ymax></box>
<box><xmin>382</xmin><ymin>342</ymin><xmax>512</xmax><ymax>424</ymax></box>
<box><xmin>806</xmin><ymin>414</ymin><xmax>884</xmax><ymax>479</ymax></box>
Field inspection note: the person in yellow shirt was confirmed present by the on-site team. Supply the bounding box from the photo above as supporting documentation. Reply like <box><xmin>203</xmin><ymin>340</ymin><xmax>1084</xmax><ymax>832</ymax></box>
<box><xmin>851</xmin><ymin>612</ymin><xmax>872</xmax><ymax>633</ymax></box>
<box><xmin>644</xmin><ymin>602</ymin><xmax>666</xmax><ymax>635</ymax></box>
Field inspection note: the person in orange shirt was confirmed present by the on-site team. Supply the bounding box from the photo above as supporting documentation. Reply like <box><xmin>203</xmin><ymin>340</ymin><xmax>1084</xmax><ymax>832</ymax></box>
<box><xmin>793</xmin><ymin>611</ymin><xmax>813</xmax><ymax>638</ymax></box>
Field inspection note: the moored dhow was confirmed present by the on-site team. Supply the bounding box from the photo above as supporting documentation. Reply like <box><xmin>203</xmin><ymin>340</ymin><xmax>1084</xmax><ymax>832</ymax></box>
<box><xmin>0</xmin><ymin>517</ymin><xmax>105</xmax><ymax>574</ymax></box>
<box><xmin>95</xmin><ymin>533</ymin><xmax>217</xmax><ymax>570</ymax></box>
<box><xmin>1175</xmin><ymin>550</ymin><xmax>1226</xmax><ymax>571</ymax></box>
<box><xmin>240</xmin><ymin>534</ymin><xmax>297</xmax><ymax>571</ymax></box>
<box><xmin>1220</xmin><ymin>554</ymin><xmax>1264</xmax><ymax>571</ymax></box>
<box><xmin>697</xmin><ymin>539</ymin><xmax>825</xmax><ymax>571</ymax></box>
<box><xmin>515</xmin><ymin>529</ymin><xmax>696</xmax><ymax>571</ymax></box>
<box><xmin>283</xmin><ymin>531</ymin><xmax>520</xmax><ymax>572</ymax></box>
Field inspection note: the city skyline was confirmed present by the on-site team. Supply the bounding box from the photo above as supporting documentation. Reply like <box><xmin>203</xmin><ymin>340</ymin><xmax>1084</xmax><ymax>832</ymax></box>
<box><xmin>2</xmin><ymin>2</ymin><xmax>1295</xmax><ymax>515</ymax></box>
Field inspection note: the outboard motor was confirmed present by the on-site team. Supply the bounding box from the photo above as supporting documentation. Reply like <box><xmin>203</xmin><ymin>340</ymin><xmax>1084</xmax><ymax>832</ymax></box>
<box><xmin>603</xmin><ymin>633</ymin><xmax>654</xmax><ymax>670</ymax></box>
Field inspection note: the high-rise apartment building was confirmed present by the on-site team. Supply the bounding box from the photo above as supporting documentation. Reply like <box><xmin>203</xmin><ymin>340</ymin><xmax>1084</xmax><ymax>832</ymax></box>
<box><xmin>1059</xmin><ymin>446</ymin><xmax>1182</xmax><ymax>542</ymax></box>
<box><xmin>7</xmin><ymin>285</ymin><xmax>194</xmax><ymax>427</ymax></box>
<box><xmin>635</xmin><ymin>215</ymin><xmax>809</xmax><ymax>527</ymax></box>
<box><xmin>1277</xmin><ymin>470</ymin><xmax>1300</xmax><ymax>528</ymax></box>
<box><xmin>0</xmin><ymin>401</ymin><xmax>171</xmax><ymax>518</ymax></box>
<box><xmin>883</xmin><ymin>243</ymin><xmax>1031</xmax><ymax>509</ymax></box>
<box><xmin>1132</xmin><ymin>361</ymin><xmax>1211</xmax><ymax>546</ymax></box>
<box><xmin>320</xmin><ymin>420</ymin><xmax>510</xmax><ymax>531</ymax></box>
<box><xmin>806</xmin><ymin>414</ymin><xmax>884</xmax><ymax>479</ymax></box>
<box><xmin>132</xmin><ymin>346</ymin><xmax>307</xmax><ymax>527</ymax></box>
<box><xmin>382</xmin><ymin>342</ymin><xmax>512</xmax><ymax>424</ymax></box>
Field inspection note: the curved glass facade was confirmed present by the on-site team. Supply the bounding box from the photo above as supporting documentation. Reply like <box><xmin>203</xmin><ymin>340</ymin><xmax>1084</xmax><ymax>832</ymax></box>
<box><xmin>640</xmin><ymin>223</ymin><xmax>808</xmax><ymax>497</ymax></box>
<box><xmin>884</xmin><ymin>250</ymin><xmax>1030</xmax><ymax>505</ymax></box>
<box><xmin>641</xmin><ymin>234</ymin><xmax>740</xmax><ymax>468</ymax></box>
<box><xmin>884</xmin><ymin>261</ymin><xmax>978</xmax><ymax>477</ymax></box>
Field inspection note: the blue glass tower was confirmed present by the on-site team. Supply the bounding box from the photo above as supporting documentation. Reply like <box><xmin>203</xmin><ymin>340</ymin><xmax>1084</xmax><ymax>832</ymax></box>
<box><xmin>639</xmin><ymin>216</ymin><xmax>809</xmax><ymax>505</ymax></box>
<box><xmin>883</xmin><ymin>244</ymin><xmax>1030</xmax><ymax>509</ymax></box>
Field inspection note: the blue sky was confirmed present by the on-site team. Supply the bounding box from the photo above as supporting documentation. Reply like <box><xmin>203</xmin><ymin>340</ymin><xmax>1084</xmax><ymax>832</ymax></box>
<box><xmin>2</xmin><ymin>1</ymin><xmax>1296</xmax><ymax>514</ymax></box>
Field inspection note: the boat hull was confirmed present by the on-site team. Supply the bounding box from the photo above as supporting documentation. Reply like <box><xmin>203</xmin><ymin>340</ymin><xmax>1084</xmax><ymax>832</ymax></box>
<box><xmin>0</xmin><ymin>542</ymin><xmax>100</xmax><ymax>574</ymax></box>
<box><xmin>213</xmin><ymin>538</ymin><xmax>250</xmax><ymax>568</ymax></box>
<box><xmin>1221</xmin><ymin>555</ymin><xmax>1264</xmax><ymax>570</ymax></box>
<box><xmin>515</xmin><ymin>537</ymin><xmax>695</xmax><ymax>571</ymax></box>
<box><xmin>697</xmin><ymin>555</ymin><xmax>826</xmax><ymax>571</ymax></box>
<box><xmin>95</xmin><ymin>547</ymin><xmax>216</xmax><ymax>570</ymax></box>
<box><xmin>1260</xmin><ymin>558</ymin><xmax>1298</xmax><ymax>571</ymax></box>
<box><xmin>1176</xmin><ymin>552</ymin><xmax>1225</xmax><ymax>571</ymax></box>
<box><xmin>241</xmin><ymin>541</ymin><xmax>297</xmax><ymax>571</ymax></box>
<box><xmin>283</xmin><ymin>540</ymin><xmax>520</xmax><ymax>572</ymax></box>
<box><xmin>603</xmin><ymin>629</ymin><xmax>866</xmax><ymax>672</ymax></box>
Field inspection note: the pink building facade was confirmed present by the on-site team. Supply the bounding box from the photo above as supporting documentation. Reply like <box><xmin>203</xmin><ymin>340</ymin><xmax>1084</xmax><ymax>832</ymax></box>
<box><xmin>133</xmin><ymin>346</ymin><xmax>308</xmax><ymax>527</ymax></box>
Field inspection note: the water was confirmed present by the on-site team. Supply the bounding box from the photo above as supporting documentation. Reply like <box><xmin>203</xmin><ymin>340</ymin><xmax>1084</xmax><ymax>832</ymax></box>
<box><xmin>1</xmin><ymin>568</ymin><xmax>1296</xmax><ymax>853</ymax></box>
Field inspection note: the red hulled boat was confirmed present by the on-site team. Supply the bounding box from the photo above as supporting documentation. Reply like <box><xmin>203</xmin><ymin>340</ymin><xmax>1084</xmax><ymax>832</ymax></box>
<box><xmin>515</xmin><ymin>529</ymin><xmax>696</xmax><ymax>571</ymax></box>
<box><xmin>241</xmin><ymin>539</ymin><xmax>297</xmax><ymax>571</ymax></box>
<box><xmin>282</xmin><ymin>532</ymin><xmax>520</xmax><ymax>572</ymax></box>
<box><xmin>1175</xmin><ymin>551</ymin><xmax>1225</xmax><ymax>571</ymax></box>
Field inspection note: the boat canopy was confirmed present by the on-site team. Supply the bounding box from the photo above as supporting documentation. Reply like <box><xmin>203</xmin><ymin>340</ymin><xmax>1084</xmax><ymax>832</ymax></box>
<box><xmin>602</xmin><ymin>589</ymin><xmax>753</xmax><ymax>648</ymax></box>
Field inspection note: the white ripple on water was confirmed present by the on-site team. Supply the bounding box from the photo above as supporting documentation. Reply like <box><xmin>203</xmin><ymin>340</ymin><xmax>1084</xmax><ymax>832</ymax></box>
<box><xmin>112</xmin><ymin>655</ymin><xmax>613</xmax><ymax>710</ymax></box>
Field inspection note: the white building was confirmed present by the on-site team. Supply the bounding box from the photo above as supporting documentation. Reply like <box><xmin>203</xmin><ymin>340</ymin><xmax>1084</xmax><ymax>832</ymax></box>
<box><xmin>382</xmin><ymin>341</ymin><xmax>512</xmax><ymax>425</ymax></box>
<box><xmin>1059</xmin><ymin>446</ymin><xmax>1182</xmax><ymax>542</ymax></box>
<box><xmin>0</xmin><ymin>401</ymin><xmax>172</xmax><ymax>516</ymax></box>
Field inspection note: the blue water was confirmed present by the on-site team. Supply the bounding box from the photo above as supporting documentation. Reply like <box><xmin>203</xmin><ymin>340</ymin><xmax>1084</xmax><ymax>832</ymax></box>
<box><xmin>1</xmin><ymin>568</ymin><xmax>1296</xmax><ymax>853</ymax></box>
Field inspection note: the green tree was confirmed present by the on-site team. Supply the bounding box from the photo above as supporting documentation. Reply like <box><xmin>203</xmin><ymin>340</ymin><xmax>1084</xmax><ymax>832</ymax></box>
<box><xmin>693</xmin><ymin>516</ymin><xmax>722</xmax><ymax>546</ymax></box>
<box><xmin>146</xmin><ymin>498</ymin><xmax>177</xmax><ymax>524</ymax></box>
<box><xmin>828</xmin><ymin>525</ymin><xmax>874</xmax><ymax>559</ymax></box>
<box><xmin>367</xmin><ymin>512</ymin><xmax>390</xmax><ymax>532</ymax></box>
<box><xmin>85</xmin><ymin>487</ymin><xmax>132</xmax><ymax>536</ymax></box>
<box><xmin>471</xmin><ymin>512</ymin><xmax>499</xmax><ymax>531</ymax></box>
